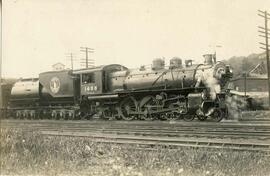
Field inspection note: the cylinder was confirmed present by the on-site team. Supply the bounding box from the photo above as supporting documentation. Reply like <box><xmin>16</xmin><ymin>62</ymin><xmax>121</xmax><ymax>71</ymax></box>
<box><xmin>203</xmin><ymin>54</ymin><xmax>213</xmax><ymax>65</ymax></box>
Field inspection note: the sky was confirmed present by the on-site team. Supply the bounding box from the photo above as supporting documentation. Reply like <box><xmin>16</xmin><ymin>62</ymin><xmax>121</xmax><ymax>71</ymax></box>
<box><xmin>1</xmin><ymin>0</ymin><xmax>270</xmax><ymax>78</ymax></box>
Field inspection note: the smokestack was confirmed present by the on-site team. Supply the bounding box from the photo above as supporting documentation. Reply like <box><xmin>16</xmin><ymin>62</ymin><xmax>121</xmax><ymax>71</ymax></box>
<box><xmin>203</xmin><ymin>54</ymin><xmax>214</xmax><ymax>65</ymax></box>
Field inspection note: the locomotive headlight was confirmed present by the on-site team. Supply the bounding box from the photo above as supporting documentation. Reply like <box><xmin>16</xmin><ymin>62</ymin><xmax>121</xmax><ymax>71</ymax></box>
<box><xmin>214</xmin><ymin>67</ymin><xmax>225</xmax><ymax>79</ymax></box>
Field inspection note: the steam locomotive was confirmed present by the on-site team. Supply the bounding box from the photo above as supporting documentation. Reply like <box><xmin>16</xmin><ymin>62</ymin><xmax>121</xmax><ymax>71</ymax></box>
<box><xmin>0</xmin><ymin>54</ymin><xmax>232</xmax><ymax>121</ymax></box>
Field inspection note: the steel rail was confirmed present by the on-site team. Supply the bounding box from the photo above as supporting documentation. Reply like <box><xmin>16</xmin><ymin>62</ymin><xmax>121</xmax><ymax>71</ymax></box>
<box><xmin>2</xmin><ymin>121</ymin><xmax>270</xmax><ymax>134</ymax></box>
<box><xmin>2</xmin><ymin>124</ymin><xmax>270</xmax><ymax>138</ymax></box>
<box><xmin>2</xmin><ymin>120</ymin><xmax>270</xmax><ymax>136</ymax></box>
<box><xmin>2</xmin><ymin>119</ymin><xmax>270</xmax><ymax>128</ymax></box>
<box><xmin>1</xmin><ymin>119</ymin><xmax>270</xmax><ymax>152</ymax></box>
<box><xmin>3</xmin><ymin>126</ymin><xmax>269</xmax><ymax>141</ymax></box>
<box><xmin>40</xmin><ymin>131</ymin><xmax>270</xmax><ymax>152</ymax></box>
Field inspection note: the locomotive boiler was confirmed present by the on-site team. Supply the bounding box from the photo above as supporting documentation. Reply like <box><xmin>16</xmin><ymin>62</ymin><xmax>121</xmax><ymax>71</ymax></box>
<box><xmin>103</xmin><ymin>54</ymin><xmax>232</xmax><ymax>121</ymax></box>
<box><xmin>5</xmin><ymin>53</ymin><xmax>232</xmax><ymax>121</ymax></box>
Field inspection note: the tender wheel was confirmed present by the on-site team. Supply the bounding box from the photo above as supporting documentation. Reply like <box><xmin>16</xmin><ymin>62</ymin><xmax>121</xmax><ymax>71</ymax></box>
<box><xmin>15</xmin><ymin>111</ymin><xmax>20</xmax><ymax>119</ymax></box>
<box><xmin>66</xmin><ymin>111</ymin><xmax>75</xmax><ymax>120</ymax></box>
<box><xmin>51</xmin><ymin>111</ymin><xmax>57</xmax><ymax>119</ymax></box>
<box><xmin>30</xmin><ymin>111</ymin><xmax>36</xmax><ymax>119</ymax></box>
<box><xmin>119</xmin><ymin>96</ymin><xmax>138</xmax><ymax>120</ymax></box>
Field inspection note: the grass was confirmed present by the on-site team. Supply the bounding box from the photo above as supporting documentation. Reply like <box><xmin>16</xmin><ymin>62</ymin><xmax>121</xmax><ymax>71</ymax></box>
<box><xmin>241</xmin><ymin>110</ymin><xmax>270</xmax><ymax>119</ymax></box>
<box><xmin>0</xmin><ymin>128</ymin><xmax>270</xmax><ymax>176</ymax></box>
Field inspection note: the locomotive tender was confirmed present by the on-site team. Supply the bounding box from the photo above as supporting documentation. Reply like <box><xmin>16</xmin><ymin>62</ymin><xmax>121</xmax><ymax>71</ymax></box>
<box><xmin>1</xmin><ymin>54</ymin><xmax>232</xmax><ymax>121</ymax></box>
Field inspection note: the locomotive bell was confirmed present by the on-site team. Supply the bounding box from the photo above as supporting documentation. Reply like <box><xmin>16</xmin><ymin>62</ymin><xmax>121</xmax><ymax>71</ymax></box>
<box><xmin>169</xmin><ymin>57</ymin><xmax>182</xmax><ymax>69</ymax></box>
<box><xmin>152</xmin><ymin>58</ymin><xmax>165</xmax><ymax>70</ymax></box>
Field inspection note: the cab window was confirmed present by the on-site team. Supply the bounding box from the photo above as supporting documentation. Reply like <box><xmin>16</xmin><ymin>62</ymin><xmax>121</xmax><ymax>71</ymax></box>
<box><xmin>82</xmin><ymin>73</ymin><xmax>95</xmax><ymax>84</ymax></box>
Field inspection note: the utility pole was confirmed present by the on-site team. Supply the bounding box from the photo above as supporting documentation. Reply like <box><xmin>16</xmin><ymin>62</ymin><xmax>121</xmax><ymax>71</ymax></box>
<box><xmin>66</xmin><ymin>53</ymin><xmax>75</xmax><ymax>70</ymax></box>
<box><xmin>0</xmin><ymin>0</ymin><xmax>3</xmax><ymax>111</ymax></box>
<box><xmin>80</xmin><ymin>47</ymin><xmax>94</xmax><ymax>68</ymax></box>
<box><xmin>258</xmin><ymin>10</ymin><xmax>270</xmax><ymax>109</ymax></box>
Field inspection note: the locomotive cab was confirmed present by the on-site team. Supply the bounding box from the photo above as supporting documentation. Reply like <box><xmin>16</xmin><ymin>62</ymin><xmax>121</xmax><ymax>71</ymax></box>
<box><xmin>80</xmin><ymin>71</ymin><xmax>102</xmax><ymax>95</ymax></box>
<box><xmin>73</xmin><ymin>64</ymin><xmax>128</xmax><ymax>100</ymax></box>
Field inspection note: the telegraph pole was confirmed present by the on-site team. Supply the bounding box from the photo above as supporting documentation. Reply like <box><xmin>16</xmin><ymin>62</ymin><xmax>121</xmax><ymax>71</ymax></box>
<box><xmin>80</xmin><ymin>47</ymin><xmax>94</xmax><ymax>68</ymax></box>
<box><xmin>258</xmin><ymin>10</ymin><xmax>270</xmax><ymax>109</ymax></box>
<box><xmin>66</xmin><ymin>53</ymin><xmax>75</xmax><ymax>70</ymax></box>
<box><xmin>0</xmin><ymin>0</ymin><xmax>3</xmax><ymax>111</ymax></box>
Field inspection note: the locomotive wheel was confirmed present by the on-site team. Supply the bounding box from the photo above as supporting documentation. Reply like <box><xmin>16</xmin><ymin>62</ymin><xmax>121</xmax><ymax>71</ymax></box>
<box><xmin>101</xmin><ymin>108</ymin><xmax>115</xmax><ymax>120</ymax></box>
<box><xmin>69</xmin><ymin>112</ymin><xmax>75</xmax><ymax>120</ymax></box>
<box><xmin>159</xmin><ymin>113</ymin><xmax>171</xmax><ymax>121</ymax></box>
<box><xmin>167</xmin><ymin>104</ymin><xmax>181</xmax><ymax>120</ymax></box>
<box><xmin>167</xmin><ymin>112</ymin><xmax>179</xmax><ymax>120</ymax></box>
<box><xmin>119</xmin><ymin>96</ymin><xmax>138</xmax><ymax>121</ymax></box>
<box><xmin>183</xmin><ymin>115</ymin><xmax>195</xmax><ymax>121</ymax></box>
<box><xmin>114</xmin><ymin>109</ymin><xmax>122</xmax><ymax>120</ymax></box>
<box><xmin>196</xmin><ymin>108</ymin><xmax>207</xmax><ymax>121</ymax></box>
<box><xmin>109</xmin><ymin>108</ymin><xmax>120</xmax><ymax>120</ymax></box>
<box><xmin>74</xmin><ymin>111</ymin><xmax>81</xmax><ymax>120</ymax></box>
<box><xmin>78</xmin><ymin>111</ymin><xmax>90</xmax><ymax>120</ymax></box>
<box><xmin>140</xmin><ymin>109</ymin><xmax>155</xmax><ymax>121</ymax></box>
<box><xmin>139</xmin><ymin>96</ymin><xmax>157</xmax><ymax>121</ymax></box>
<box><xmin>140</xmin><ymin>114</ymin><xmax>154</xmax><ymax>121</ymax></box>
<box><xmin>197</xmin><ymin>115</ymin><xmax>207</xmax><ymax>121</ymax></box>
<box><xmin>210</xmin><ymin>109</ymin><xmax>223</xmax><ymax>122</ymax></box>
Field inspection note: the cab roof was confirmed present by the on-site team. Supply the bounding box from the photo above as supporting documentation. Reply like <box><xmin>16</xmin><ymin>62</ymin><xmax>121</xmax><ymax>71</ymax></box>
<box><xmin>72</xmin><ymin>64</ymin><xmax>128</xmax><ymax>74</ymax></box>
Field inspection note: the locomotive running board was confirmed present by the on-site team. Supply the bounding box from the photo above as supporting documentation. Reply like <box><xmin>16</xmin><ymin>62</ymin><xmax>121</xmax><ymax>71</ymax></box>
<box><xmin>87</xmin><ymin>94</ymin><xmax>119</xmax><ymax>100</ymax></box>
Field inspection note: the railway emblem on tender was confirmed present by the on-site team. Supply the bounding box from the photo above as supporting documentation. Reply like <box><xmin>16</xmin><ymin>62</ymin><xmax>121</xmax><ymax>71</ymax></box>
<box><xmin>50</xmin><ymin>77</ymin><xmax>61</xmax><ymax>94</ymax></box>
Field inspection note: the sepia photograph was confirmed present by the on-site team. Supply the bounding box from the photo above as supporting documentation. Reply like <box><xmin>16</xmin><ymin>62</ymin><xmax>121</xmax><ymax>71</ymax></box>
<box><xmin>0</xmin><ymin>0</ymin><xmax>270</xmax><ymax>175</ymax></box>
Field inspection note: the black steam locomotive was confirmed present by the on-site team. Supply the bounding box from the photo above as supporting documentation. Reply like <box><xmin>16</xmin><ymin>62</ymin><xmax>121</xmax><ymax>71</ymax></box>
<box><xmin>0</xmin><ymin>54</ymin><xmax>232</xmax><ymax>121</ymax></box>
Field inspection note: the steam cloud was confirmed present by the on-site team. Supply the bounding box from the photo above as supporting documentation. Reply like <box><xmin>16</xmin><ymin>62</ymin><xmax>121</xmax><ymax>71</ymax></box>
<box><xmin>196</xmin><ymin>69</ymin><xmax>221</xmax><ymax>100</ymax></box>
<box><xmin>225</xmin><ymin>95</ymin><xmax>247</xmax><ymax>119</ymax></box>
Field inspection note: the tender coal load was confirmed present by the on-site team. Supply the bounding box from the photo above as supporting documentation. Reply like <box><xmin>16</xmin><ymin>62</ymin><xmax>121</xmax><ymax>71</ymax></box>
<box><xmin>10</xmin><ymin>78</ymin><xmax>39</xmax><ymax>104</ymax></box>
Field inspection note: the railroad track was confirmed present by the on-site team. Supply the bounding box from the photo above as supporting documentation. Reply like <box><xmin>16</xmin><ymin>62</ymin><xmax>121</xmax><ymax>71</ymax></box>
<box><xmin>240</xmin><ymin>110</ymin><xmax>270</xmax><ymax>122</ymax></box>
<box><xmin>41</xmin><ymin>131</ymin><xmax>270</xmax><ymax>152</ymax></box>
<box><xmin>3</xmin><ymin>122</ymin><xmax>270</xmax><ymax>139</ymax></box>
<box><xmin>1</xmin><ymin>119</ymin><xmax>270</xmax><ymax>152</ymax></box>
